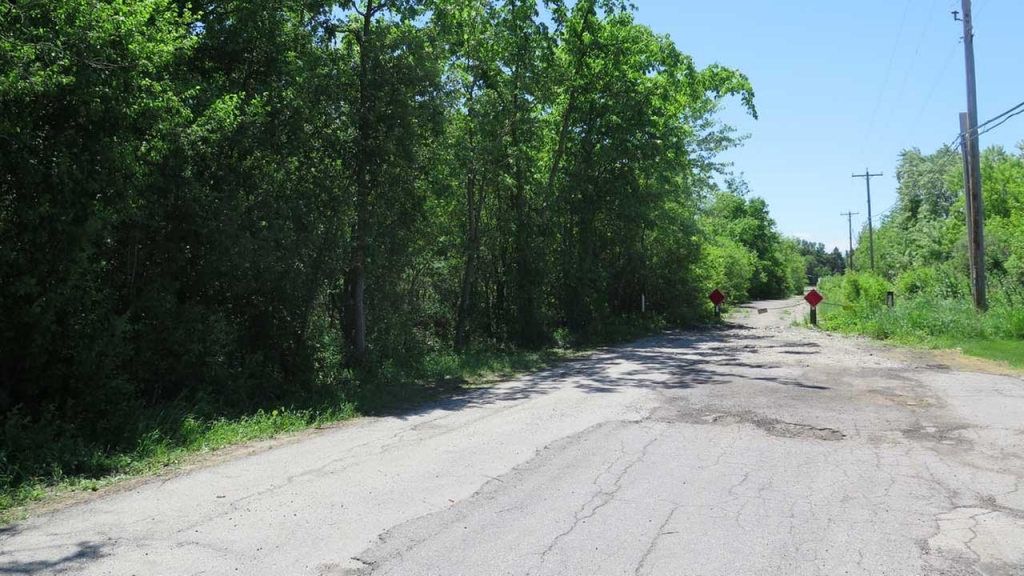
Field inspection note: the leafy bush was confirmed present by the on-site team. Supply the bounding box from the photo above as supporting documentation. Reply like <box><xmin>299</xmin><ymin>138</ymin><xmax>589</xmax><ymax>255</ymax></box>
<box><xmin>701</xmin><ymin>239</ymin><xmax>756</xmax><ymax>304</ymax></box>
<box><xmin>987</xmin><ymin>305</ymin><xmax>1024</xmax><ymax>340</ymax></box>
<box><xmin>820</xmin><ymin>271</ymin><xmax>891</xmax><ymax>310</ymax></box>
<box><xmin>895</xmin><ymin>267</ymin><xmax>941</xmax><ymax>298</ymax></box>
<box><xmin>818</xmin><ymin>269</ymin><xmax>1022</xmax><ymax>348</ymax></box>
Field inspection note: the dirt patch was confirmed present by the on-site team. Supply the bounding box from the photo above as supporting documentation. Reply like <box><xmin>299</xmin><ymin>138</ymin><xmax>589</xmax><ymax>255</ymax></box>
<box><xmin>887</xmin><ymin>347</ymin><xmax>1024</xmax><ymax>378</ymax></box>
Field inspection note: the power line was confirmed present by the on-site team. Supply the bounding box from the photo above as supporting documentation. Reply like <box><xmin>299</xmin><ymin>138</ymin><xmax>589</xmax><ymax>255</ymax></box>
<box><xmin>971</xmin><ymin>99</ymin><xmax>1024</xmax><ymax>136</ymax></box>
<box><xmin>873</xmin><ymin>135</ymin><xmax>963</xmax><ymax>224</ymax></box>
<box><xmin>906</xmin><ymin>42</ymin><xmax>959</xmax><ymax>137</ymax></box>
<box><xmin>883</xmin><ymin>0</ymin><xmax>942</xmax><ymax>135</ymax></box>
<box><xmin>977</xmin><ymin>99</ymin><xmax>1024</xmax><ymax>131</ymax></box>
<box><xmin>859</xmin><ymin>0</ymin><xmax>914</xmax><ymax>157</ymax></box>
<box><xmin>978</xmin><ymin>107</ymin><xmax>1024</xmax><ymax>137</ymax></box>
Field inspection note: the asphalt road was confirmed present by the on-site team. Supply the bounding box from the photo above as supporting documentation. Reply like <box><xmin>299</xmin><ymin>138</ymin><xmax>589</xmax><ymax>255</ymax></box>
<box><xmin>3</xmin><ymin>297</ymin><xmax>1024</xmax><ymax>575</ymax></box>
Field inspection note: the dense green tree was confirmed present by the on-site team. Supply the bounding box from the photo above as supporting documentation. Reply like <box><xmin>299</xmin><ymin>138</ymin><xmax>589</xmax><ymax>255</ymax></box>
<box><xmin>1</xmin><ymin>0</ymin><xmax>785</xmax><ymax>490</ymax></box>
<box><xmin>847</xmin><ymin>142</ymin><xmax>1024</xmax><ymax>315</ymax></box>
<box><xmin>699</xmin><ymin>182</ymin><xmax>806</xmax><ymax>302</ymax></box>
<box><xmin>1</xmin><ymin>0</ymin><xmax>196</xmax><ymax>429</ymax></box>
<box><xmin>701</xmin><ymin>184</ymin><xmax>797</xmax><ymax>300</ymax></box>
<box><xmin>545</xmin><ymin>1</ymin><xmax>757</xmax><ymax>328</ymax></box>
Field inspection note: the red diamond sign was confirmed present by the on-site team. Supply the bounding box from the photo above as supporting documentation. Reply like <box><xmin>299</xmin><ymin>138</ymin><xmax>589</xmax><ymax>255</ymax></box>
<box><xmin>804</xmin><ymin>289</ymin><xmax>823</xmax><ymax>308</ymax></box>
<box><xmin>709</xmin><ymin>289</ymin><xmax>725</xmax><ymax>306</ymax></box>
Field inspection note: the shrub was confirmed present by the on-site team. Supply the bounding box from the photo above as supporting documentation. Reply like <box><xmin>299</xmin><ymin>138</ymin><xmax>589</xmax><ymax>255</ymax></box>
<box><xmin>895</xmin><ymin>267</ymin><xmax>940</xmax><ymax>298</ymax></box>
<box><xmin>702</xmin><ymin>238</ymin><xmax>756</xmax><ymax>304</ymax></box>
<box><xmin>825</xmin><ymin>271</ymin><xmax>891</xmax><ymax>309</ymax></box>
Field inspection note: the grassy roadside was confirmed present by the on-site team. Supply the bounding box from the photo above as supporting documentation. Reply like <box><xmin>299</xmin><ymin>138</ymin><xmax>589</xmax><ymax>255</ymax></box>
<box><xmin>1</xmin><ymin>405</ymin><xmax>358</xmax><ymax>524</ymax></box>
<box><xmin>955</xmin><ymin>339</ymin><xmax>1024</xmax><ymax>368</ymax></box>
<box><xmin>813</xmin><ymin>312</ymin><xmax>1024</xmax><ymax>369</ymax></box>
<box><xmin>814</xmin><ymin>303</ymin><xmax>1024</xmax><ymax>368</ymax></box>
<box><xmin>814</xmin><ymin>273</ymin><xmax>1024</xmax><ymax>369</ymax></box>
<box><xmin>0</xmin><ymin>344</ymin><xmax>596</xmax><ymax>524</ymax></box>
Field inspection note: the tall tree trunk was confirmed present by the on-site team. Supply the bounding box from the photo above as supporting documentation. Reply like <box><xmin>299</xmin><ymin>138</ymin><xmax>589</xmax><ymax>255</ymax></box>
<box><xmin>454</xmin><ymin>244</ymin><xmax>477</xmax><ymax>351</ymax></box>
<box><xmin>345</xmin><ymin>0</ymin><xmax>375</xmax><ymax>363</ymax></box>
<box><xmin>454</xmin><ymin>79</ymin><xmax>484</xmax><ymax>352</ymax></box>
<box><xmin>454</xmin><ymin>171</ymin><xmax>481</xmax><ymax>351</ymax></box>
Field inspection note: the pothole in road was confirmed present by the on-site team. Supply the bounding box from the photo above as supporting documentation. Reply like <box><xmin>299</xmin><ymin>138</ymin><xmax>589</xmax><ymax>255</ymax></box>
<box><xmin>753</xmin><ymin>419</ymin><xmax>845</xmax><ymax>441</ymax></box>
<box><xmin>869</xmin><ymin>388</ymin><xmax>936</xmax><ymax>409</ymax></box>
<box><xmin>653</xmin><ymin>408</ymin><xmax>845</xmax><ymax>441</ymax></box>
<box><xmin>902</xmin><ymin>424</ymin><xmax>972</xmax><ymax>448</ymax></box>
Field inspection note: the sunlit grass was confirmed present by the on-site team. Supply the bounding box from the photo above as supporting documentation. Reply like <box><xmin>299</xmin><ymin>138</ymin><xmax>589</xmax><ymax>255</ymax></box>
<box><xmin>0</xmin><ymin>404</ymin><xmax>359</xmax><ymax>522</ymax></box>
<box><xmin>960</xmin><ymin>340</ymin><xmax>1024</xmax><ymax>368</ymax></box>
<box><xmin>815</xmin><ymin>273</ymin><xmax>1024</xmax><ymax>369</ymax></box>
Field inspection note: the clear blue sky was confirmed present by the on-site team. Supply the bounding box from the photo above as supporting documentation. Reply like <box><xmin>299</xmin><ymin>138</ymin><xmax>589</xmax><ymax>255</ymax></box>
<box><xmin>631</xmin><ymin>0</ymin><xmax>1024</xmax><ymax>252</ymax></box>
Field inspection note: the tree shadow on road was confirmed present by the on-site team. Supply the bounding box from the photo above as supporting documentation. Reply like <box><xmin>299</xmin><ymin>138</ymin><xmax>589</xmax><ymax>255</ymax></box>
<box><xmin>0</xmin><ymin>541</ymin><xmax>104</xmax><ymax>575</ymax></box>
<box><xmin>388</xmin><ymin>323</ymin><xmax>827</xmax><ymax>421</ymax></box>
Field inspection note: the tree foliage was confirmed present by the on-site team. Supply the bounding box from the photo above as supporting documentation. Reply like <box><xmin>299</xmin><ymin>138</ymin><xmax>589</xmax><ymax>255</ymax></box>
<box><xmin>699</xmin><ymin>181</ymin><xmax>807</xmax><ymax>302</ymax></box>
<box><xmin>853</xmin><ymin>143</ymin><xmax>1024</xmax><ymax>296</ymax></box>
<box><xmin>791</xmin><ymin>239</ymin><xmax>845</xmax><ymax>284</ymax></box>
<box><xmin>0</xmin><ymin>0</ymin><xmax>796</xmax><ymax>487</ymax></box>
<box><xmin>839</xmin><ymin>142</ymin><xmax>1024</xmax><ymax>344</ymax></box>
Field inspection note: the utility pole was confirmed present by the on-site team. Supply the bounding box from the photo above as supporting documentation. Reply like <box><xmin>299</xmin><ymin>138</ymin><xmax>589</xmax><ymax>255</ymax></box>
<box><xmin>957</xmin><ymin>0</ymin><xmax>987</xmax><ymax>310</ymax></box>
<box><xmin>852</xmin><ymin>170</ymin><xmax>883</xmax><ymax>270</ymax></box>
<box><xmin>841</xmin><ymin>211</ymin><xmax>859</xmax><ymax>271</ymax></box>
<box><xmin>959</xmin><ymin>113</ymin><xmax>978</xmax><ymax>298</ymax></box>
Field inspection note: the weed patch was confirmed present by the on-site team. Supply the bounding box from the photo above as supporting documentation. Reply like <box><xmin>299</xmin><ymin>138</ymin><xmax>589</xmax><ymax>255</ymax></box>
<box><xmin>816</xmin><ymin>272</ymin><xmax>1023</xmax><ymax>367</ymax></box>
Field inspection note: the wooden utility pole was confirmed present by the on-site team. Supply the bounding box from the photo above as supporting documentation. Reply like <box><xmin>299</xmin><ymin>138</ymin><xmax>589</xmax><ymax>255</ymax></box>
<box><xmin>959</xmin><ymin>113</ymin><xmax>978</xmax><ymax>295</ymax></box>
<box><xmin>852</xmin><ymin>170</ymin><xmax>883</xmax><ymax>270</ymax></box>
<box><xmin>958</xmin><ymin>0</ymin><xmax>987</xmax><ymax>310</ymax></box>
<box><xmin>841</xmin><ymin>211</ymin><xmax>859</xmax><ymax>270</ymax></box>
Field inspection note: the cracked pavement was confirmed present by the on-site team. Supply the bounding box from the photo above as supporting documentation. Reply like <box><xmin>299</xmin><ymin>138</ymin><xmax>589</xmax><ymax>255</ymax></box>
<box><xmin>2</xmin><ymin>296</ymin><xmax>1024</xmax><ymax>575</ymax></box>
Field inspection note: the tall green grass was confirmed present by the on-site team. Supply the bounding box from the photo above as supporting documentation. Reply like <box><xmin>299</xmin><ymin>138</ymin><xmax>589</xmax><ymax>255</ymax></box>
<box><xmin>1</xmin><ymin>402</ymin><xmax>358</xmax><ymax>517</ymax></box>
<box><xmin>816</xmin><ymin>271</ymin><xmax>1024</xmax><ymax>364</ymax></box>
